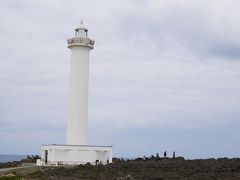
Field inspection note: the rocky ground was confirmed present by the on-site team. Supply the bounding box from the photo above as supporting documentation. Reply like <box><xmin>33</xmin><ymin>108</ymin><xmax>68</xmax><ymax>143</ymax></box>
<box><xmin>0</xmin><ymin>156</ymin><xmax>37</xmax><ymax>169</ymax></box>
<box><xmin>1</xmin><ymin>157</ymin><xmax>240</xmax><ymax>179</ymax></box>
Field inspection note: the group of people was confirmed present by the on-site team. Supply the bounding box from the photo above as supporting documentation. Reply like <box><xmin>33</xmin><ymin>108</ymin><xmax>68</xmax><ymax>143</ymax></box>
<box><xmin>163</xmin><ymin>151</ymin><xmax>176</xmax><ymax>158</ymax></box>
<box><xmin>155</xmin><ymin>151</ymin><xmax>176</xmax><ymax>159</ymax></box>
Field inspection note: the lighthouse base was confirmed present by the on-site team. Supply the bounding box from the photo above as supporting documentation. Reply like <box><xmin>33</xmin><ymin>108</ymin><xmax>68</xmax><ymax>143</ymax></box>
<box><xmin>37</xmin><ymin>144</ymin><xmax>112</xmax><ymax>166</ymax></box>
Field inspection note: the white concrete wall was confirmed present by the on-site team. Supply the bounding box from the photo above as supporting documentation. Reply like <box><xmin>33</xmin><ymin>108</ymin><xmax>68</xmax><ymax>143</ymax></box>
<box><xmin>41</xmin><ymin>145</ymin><xmax>112</xmax><ymax>166</ymax></box>
<box><xmin>67</xmin><ymin>46</ymin><xmax>91</xmax><ymax>145</ymax></box>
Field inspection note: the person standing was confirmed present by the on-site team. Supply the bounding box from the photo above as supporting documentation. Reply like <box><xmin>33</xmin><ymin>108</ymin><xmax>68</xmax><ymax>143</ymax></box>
<box><xmin>164</xmin><ymin>151</ymin><xmax>167</xmax><ymax>158</ymax></box>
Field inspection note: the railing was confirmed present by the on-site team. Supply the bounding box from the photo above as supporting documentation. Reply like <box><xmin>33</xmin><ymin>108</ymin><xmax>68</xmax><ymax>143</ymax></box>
<box><xmin>67</xmin><ymin>38</ymin><xmax>94</xmax><ymax>46</ymax></box>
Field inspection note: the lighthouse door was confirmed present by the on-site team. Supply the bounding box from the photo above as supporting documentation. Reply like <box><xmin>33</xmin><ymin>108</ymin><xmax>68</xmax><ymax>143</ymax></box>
<box><xmin>45</xmin><ymin>150</ymin><xmax>48</xmax><ymax>164</ymax></box>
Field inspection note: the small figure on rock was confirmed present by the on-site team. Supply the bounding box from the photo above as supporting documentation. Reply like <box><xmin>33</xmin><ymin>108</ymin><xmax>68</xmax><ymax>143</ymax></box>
<box><xmin>164</xmin><ymin>151</ymin><xmax>167</xmax><ymax>158</ymax></box>
<box><xmin>173</xmin><ymin>151</ymin><xmax>176</xmax><ymax>158</ymax></box>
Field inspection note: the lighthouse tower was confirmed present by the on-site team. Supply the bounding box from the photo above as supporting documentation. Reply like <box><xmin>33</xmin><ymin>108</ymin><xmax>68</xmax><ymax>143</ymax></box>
<box><xmin>38</xmin><ymin>22</ymin><xmax>112</xmax><ymax>166</ymax></box>
<box><xmin>67</xmin><ymin>21</ymin><xmax>94</xmax><ymax>145</ymax></box>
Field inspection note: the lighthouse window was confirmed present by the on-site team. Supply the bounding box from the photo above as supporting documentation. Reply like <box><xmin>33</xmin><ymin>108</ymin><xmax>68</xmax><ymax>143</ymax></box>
<box><xmin>75</xmin><ymin>30</ymin><xmax>79</xmax><ymax>37</ymax></box>
<box><xmin>79</xmin><ymin>30</ymin><xmax>84</xmax><ymax>37</ymax></box>
<box><xmin>75</xmin><ymin>29</ymin><xmax>88</xmax><ymax>37</ymax></box>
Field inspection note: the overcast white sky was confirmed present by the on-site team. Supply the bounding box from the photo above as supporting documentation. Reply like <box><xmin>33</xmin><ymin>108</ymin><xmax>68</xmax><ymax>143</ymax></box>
<box><xmin>0</xmin><ymin>0</ymin><xmax>240</xmax><ymax>158</ymax></box>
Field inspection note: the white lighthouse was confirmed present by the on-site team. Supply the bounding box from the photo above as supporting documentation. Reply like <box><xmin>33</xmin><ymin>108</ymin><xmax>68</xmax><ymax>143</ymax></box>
<box><xmin>38</xmin><ymin>22</ymin><xmax>112</xmax><ymax>166</ymax></box>
<box><xmin>67</xmin><ymin>21</ymin><xmax>94</xmax><ymax>145</ymax></box>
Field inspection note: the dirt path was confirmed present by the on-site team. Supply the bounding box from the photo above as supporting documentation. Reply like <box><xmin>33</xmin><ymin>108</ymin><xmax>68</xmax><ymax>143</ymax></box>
<box><xmin>0</xmin><ymin>163</ymin><xmax>40</xmax><ymax>176</ymax></box>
